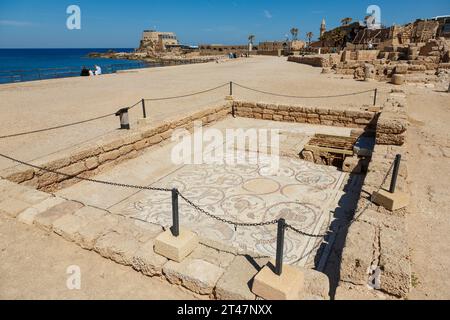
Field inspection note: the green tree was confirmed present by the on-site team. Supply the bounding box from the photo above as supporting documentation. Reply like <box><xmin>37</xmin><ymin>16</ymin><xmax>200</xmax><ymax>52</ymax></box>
<box><xmin>290</xmin><ymin>28</ymin><xmax>299</xmax><ymax>41</ymax></box>
<box><xmin>306</xmin><ymin>32</ymin><xmax>314</xmax><ymax>45</ymax></box>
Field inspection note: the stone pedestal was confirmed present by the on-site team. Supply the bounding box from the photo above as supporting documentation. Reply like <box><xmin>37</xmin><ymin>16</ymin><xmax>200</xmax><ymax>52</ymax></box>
<box><xmin>372</xmin><ymin>189</ymin><xmax>409</xmax><ymax>211</ymax></box>
<box><xmin>154</xmin><ymin>228</ymin><xmax>199</xmax><ymax>262</ymax></box>
<box><xmin>225</xmin><ymin>95</ymin><xmax>234</xmax><ymax>101</ymax></box>
<box><xmin>251</xmin><ymin>263</ymin><xmax>304</xmax><ymax>300</ymax></box>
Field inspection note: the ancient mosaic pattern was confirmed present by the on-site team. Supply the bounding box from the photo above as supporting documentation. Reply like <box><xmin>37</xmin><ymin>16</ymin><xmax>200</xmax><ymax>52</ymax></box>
<box><xmin>118</xmin><ymin>152</ymin><xmax>347</xmax><ymax>267</ymax></box>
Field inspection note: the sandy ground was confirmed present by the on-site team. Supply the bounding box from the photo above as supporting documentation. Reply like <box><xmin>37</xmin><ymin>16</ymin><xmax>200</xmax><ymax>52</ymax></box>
<box><xmin>0</xmin><ymin>215</ymin><xmax>199</xmax><ymax>300</ymax></box>
<box><xmin>405</xmin><ymin>87</ymin><xmax>450</xmax><ymax>300</ymax></box>
<box><xmin>1</xmin><ymin>56</ymin><xmax>449</xmax><ymax>300</ymax></box>
<box><xmin>0</xmin><ymin>56</ymin><xmax>390</xmax><ymax>171</ymax></box>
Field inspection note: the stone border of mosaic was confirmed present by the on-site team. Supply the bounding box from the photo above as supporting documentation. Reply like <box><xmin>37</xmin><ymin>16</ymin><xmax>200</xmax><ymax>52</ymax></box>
<box><xmin>0</xmin><ymin>93</ymin><xmax>411</xmax><ymax>299</ymax></box>
<box><xmin>334</xmin><ymin>90</ymin><xmax>411</xmax><ymax>299</ymax></box>
<box><xmin>0</xmin><ymin>104</ymin><xmax>232</xmax><ymax>192</ymax></box>
<box><xmin>0</xmin><ymin>177</ymin><xmax>330</xmax><ymax>300</ymax></box>
<box><xmin>231</xmin><ymin>100</ymin><xmax>379</xmax><ymax>130</ymax></box>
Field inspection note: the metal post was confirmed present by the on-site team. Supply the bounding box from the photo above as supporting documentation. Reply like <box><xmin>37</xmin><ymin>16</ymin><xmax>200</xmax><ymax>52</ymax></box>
<box><xmin>229</xmin><ymin>81</ymin><xmax>233</xmax><ymax>96</ymax></box>
<box><xmin>373</xmin><ymin>88</ymin><xmax>378</xmax><ymax>106</ymax></box>
<box><xmin>141</xmin><ymin>99</ymin><xmax>147</xmax><ymax>119</ymax></box>
<box><xmin>389</xmin><ymin>154</ymin><xmax>401</xmax><ymax>193</ymax></box>
<box><xmin>275</xmin><ymin>218</ymin><xmax>286</xmax><ymax>276</ymax></box>
<box><xmin>115</xmin><ymin>108</ymin><xmax>130</xmax><ymax>130</ymax></box>
<box><xmin>171</xmin><ymin>188</ymin><xmax>180</xmax><ymax>237</ymax></box>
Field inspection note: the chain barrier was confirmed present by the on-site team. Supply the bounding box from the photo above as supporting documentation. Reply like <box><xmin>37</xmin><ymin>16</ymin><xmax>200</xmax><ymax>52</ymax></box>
<box><xmin>0</xmin><ymin>82</ymin><xmax>377</xmax><ymax>139</ymax></box>
<box><xmin>0</xmin><ymin>152</ymin><xmax>397</xmax><ymax>239</ymax></box>
<box><xmin>0</xmin><ymin>153</ymin><xmax>171</xmax><ymax>193</ymax></box>
<box><xmin>143</xmin><ymin>83</ymin><xmax>229</xmax><ymax>101</ymax></box>
<box><xmin>0</xmin><ymin>112</ymin><xmax>116</xmax><ymax>139</ymax></box>
<box><xmin>177</xmin><ymin>192</ymin><xmax>279</xmax><ymax>228</ymax></box>
<box><xmin>0</xmin><ymin>84</ymin><xmax>229</xmax><ymax>139</ymax></box>
<box><xmin>233</xmin><ymin>82</ymin><xmax>376</xmax><ymax>99</ymax></box>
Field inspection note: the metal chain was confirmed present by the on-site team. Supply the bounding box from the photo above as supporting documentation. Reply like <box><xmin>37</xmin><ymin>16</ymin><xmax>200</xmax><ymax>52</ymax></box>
<box><xmin>177</xmin><ymin>192</ymin><xmax>278</xmax><ymax>227</ymax></box>
<box><xmin>0</xmin><ymin>152</ymin><xmax>397</xmax><ymax>239</ymax></box>
<box><xmin>284</xmin><ymin>160</ymin><xmax>396</xmax><ymax>238</ymax></box>
<box><xmin>233</xmin><ymin>82</ymin><xmax>376</xmax><ymax>99</ymax></box>
<box><xmin>0</xmin><ymin>153</ymin><xmax>171</xmax><ymax>193</ymax></box>
<box><xmin>143</xmin><ymin>83</ymin><xmax>229</xmax><ymax>101</ymax></box>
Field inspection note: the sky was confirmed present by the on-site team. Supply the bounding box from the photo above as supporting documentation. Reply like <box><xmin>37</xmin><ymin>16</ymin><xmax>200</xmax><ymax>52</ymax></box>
<box><xmin>0</xmin><ymin>0</ymin><xmax>449</xmax><ymax>48</ymax></box>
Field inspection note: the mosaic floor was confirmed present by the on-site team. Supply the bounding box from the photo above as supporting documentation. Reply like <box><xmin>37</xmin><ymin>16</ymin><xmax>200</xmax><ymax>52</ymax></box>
<box><xmin>109</xmin><ymin>151</ymin><xmax>348</xmax><ymax>267</ymax></box>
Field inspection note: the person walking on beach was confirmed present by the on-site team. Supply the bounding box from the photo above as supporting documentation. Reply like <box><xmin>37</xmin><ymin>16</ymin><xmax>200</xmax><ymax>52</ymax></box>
<box><xmin>94</xmin><ymin>65</ymin><xmax>102</xmax><ymax>75</ymax></box>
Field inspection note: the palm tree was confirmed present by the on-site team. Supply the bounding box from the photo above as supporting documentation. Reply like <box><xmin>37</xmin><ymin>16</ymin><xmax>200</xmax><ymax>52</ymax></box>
<box><xmin>341</xmin><ymin>17</ymin><xmax>353</xmax><ymax>26</ymax></box>
<box><xmin>248</xmin><ymin>34</ymin><xmax>255</xmax><ymax>45</ymax></box>
<box><xmin>306</xmin><ymin>32</ymin><xmax>314</xmax><ymax>45</ymax></box>
<box><xmin>290</xmin><ymin>28</ymin><xmax>299</xmax><ymax>41</ymax></box>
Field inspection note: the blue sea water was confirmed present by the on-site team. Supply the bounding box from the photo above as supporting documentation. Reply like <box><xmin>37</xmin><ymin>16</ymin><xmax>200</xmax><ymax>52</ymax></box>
<box><xmin>0</xmin><ymin>48</ymin><xmax>148</xmax><ymax>83</ymax></box>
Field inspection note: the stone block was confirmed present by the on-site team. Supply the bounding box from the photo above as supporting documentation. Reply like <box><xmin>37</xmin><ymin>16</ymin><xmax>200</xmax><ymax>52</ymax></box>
<box><xmin>378</xmin><ymin>228</ymin><xmax>411</xmax><ymax>297</ymax></box>
<box><xmin>0</xmin><ymin>197</ymin><xmax>32</xmax><ymax>218</ymax></box>
<box><xmin>17</xmin><ymin>196</ymin><xmax>66</xmax><ymax>225</ymax></box>
<box><xmin>340</xmin><ymin>221</ymin><xmax>375</xmax><ymax>285</ymax></box>
<box><xmin>33</xmin><ymin>200</ymin><xmax>84</xmax><ymax>232</ymax></box>
<box><xmin>52</xmin><ymin>213</ymin><xmax>86</xmax><ymax>242</ymax></box>
<box><xmin>342</xmin><ymin>156</ymin><xmax>362</xmax><ymax>174</ymax></box>
<box><xmin>252</xmin><ymin>263</ymin><xmax>304</xmax><ymax>300</ymax></box>
<box><xmin>391</xmin><ymin>74</ymin><xmax>405</xmax><ymax>85</ymax></box>
<box><xmin>163</xmin><ymin>258</ymin><xmax>225</xmax><ymax>295</ymax></box>
<box><xmin>154</xmin><ymin>228</ymin><xmax>199</xmax><ymax>262</ymax></box>
<box><xmin>215</xmin><ymin>256</ymin><xmax>269</xmax><ymax>300</ymax></box>
<box><xmin>372</xmin><ymin>189</ymin><xmax>410</xmax><ymax>211</ymax></box>
<box><xmin>16</xmin><ymin>189</ymin><xmax>51</xmax><ymax>205</ymax></box>
<box><xmin>94</xmin><ymin>232</ymin><xmax>141</xmax><ymax>266</ymax></box>
<box><xmin>132</xmin><ymin>240</ymin><xmax>168</xmax><ymax>277</ymax></box>
<box><xmin>189</xmin><ymin>245</ymin><xmax>235</xmax><ymax>269</ymax></box>
<box><xmin>98</xmin><ymin>150</ymin><xmax>120</xmax><ymax>163</ymax></box>
<box><xmin>303</xmin><ymin>269</ymin><xmax>330</xmax><ymax>300</ymax></box>
<box><xmin>75</xmin><ymin>214</ymin><xmax>120</xmax><ymax>250</ymax></box>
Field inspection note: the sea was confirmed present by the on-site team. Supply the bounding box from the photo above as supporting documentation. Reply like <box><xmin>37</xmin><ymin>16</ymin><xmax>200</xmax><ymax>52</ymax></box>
<box><xmin>0</xmin><ymin>48</ymin><xmax>149</xmax><ymax>84</ymax></box>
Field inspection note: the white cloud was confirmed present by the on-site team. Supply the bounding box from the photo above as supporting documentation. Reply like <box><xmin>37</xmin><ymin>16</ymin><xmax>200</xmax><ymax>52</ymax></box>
<box><xmin>264</xmin><ymin>10</ymin><xmax>272</xmax><ymax>19</ymax></box>
<box><xmin>0</xmin><ymin>20</ymin><xmax>33</xmax><ymax>27</ymax></box>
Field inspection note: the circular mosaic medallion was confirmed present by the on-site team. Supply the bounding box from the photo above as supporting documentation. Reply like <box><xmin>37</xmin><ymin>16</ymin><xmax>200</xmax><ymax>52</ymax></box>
<box><xmin>242</xmin><ymin>178</ymin><xmax>280</xmax><ymax>195</ymax></box>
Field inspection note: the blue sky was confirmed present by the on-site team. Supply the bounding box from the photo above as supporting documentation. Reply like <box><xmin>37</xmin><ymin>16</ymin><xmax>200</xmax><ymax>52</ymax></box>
<box><xmin>0</xmin><ymin>0</ymin><xmax>449</xmax><ymax>48</ymax></box>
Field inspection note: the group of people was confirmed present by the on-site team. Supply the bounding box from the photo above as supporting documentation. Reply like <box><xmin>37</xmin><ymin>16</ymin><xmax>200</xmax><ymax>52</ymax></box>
<box><xmin>80</xmin><ymin>65</ymin><xmax>102</xmax><ymax>77</ymax></box>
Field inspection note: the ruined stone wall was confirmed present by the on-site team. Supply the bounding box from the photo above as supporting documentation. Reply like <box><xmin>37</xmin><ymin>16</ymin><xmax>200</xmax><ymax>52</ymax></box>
<box><xmin>335</xmin><ymin>90</ymin><xmax>411</xmax><ymax>299</ymax></box>
<box><xmin>232</xmin><ymin>100</ymin><xmax>378</xmax><ymax>130</ymax></box>
<box><xmin>0</xmin><ymin>104</ymin><xmax>232</xmax><ymax>192</ymax></box>
<box><xmin>288</xmin><ymin>54</ymin><xmax>341</xmax><ymax>68</ymax></box>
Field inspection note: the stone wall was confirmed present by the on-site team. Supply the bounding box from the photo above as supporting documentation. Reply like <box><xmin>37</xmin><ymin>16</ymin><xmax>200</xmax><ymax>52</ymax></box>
<box><xmin>334</xmin><ymin>90</ymin><xmax>411</xmax><ymax>299</ymax></box>
<box><xmin>232</xmin><ymin>100</ymin><xmax>378</xmax><ymax>130</ymax></box>
<box><xmin>0</xmin><ymin>177</ymin><xmax>330</xmax><ymax>300</ymax></box>
<box><xmin>0</xmin><ymin>104</ymin><xmax>232</xmax><ymax>192</ymax></box>
<box><xmin>288</xmin><ymin>54</ymin><xmax>341</xmax><ymax>68</ymax></box>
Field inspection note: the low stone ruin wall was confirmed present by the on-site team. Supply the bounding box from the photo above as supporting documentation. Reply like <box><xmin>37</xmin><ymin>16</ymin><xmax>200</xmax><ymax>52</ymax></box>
<box><xmin>288</xmin><ymin>54</ymin><xmax>340</xmax><ymax>68</ymax></box>
<box><xmin>232</xmin><ymin>100</ymin><xmax>378</xmax><ymax>130</ymax></box>
<box><xmin>334</xmin><ymin>90</ymin><xmax>411</xmax><ymax>299</ymax></box>
<box><xmin>0</xmin><ymin>104</ymin><xmax>232</xmax><ymax>192</ymax></box>
<box><xmin>0</xmin><ymin>177</ymin><xmax>330</xmax><ymax>300</ymax></box>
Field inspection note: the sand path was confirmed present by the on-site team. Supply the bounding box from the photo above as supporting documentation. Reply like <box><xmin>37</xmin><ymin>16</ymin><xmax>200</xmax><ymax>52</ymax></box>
<box><xmin>0</xmin><ymin>56</ymin><xmax>389</xmax><ymax>171</ymax></box>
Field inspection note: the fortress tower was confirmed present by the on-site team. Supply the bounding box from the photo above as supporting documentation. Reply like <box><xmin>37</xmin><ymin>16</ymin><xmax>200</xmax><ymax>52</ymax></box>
<box><xmin>320</xmin><ymin>18</ymin><xmax>326</xmax><ymax>38</ymax></box>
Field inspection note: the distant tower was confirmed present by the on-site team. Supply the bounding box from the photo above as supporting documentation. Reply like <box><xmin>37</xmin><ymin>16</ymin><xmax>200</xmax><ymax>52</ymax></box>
<box><xmin>320</xmin><ymin>18</ymin><xmax>326</xmax><ymax>38</ymax></box>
